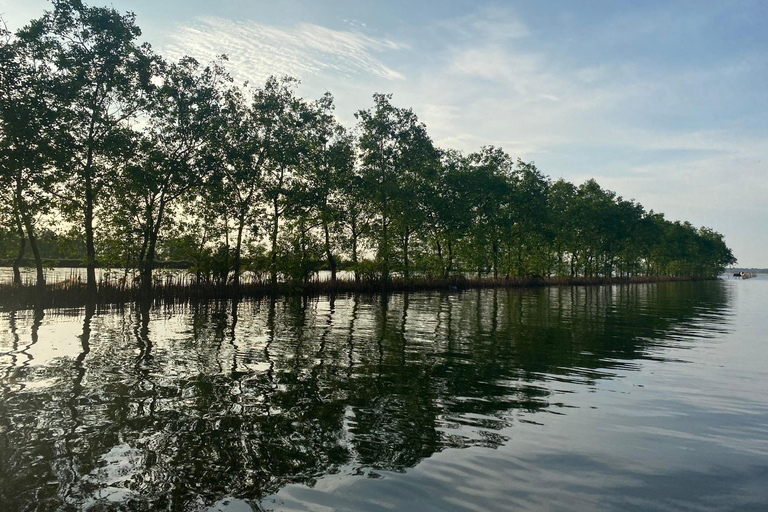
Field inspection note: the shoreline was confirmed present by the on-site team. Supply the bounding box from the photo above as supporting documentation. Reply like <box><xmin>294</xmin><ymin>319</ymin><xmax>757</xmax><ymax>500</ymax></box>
<box><xmin>0</xmin><ymin>274</ymin><xmax>716</xmax><ymax>312</ymax></box>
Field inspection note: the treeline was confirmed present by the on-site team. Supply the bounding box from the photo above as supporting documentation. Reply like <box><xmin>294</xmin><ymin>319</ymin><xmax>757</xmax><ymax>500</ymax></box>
<box><xmin>0</xmin><ymin>0</ymin><xmax>735</xmax><ymax>294</ymax></box>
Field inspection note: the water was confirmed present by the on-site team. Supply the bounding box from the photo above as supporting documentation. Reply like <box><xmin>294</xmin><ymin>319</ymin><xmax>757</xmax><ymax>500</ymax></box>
<box><xmin>0</xmin><ymin>267</ymin><xmax>353</xmax><ymax>285</ymax></box>
<box><xmin>0</xmin><ymin>267</ymin><xmax>124</xmax><ymax>285</ymax></box>
<box><xmin>1</xmin><ymin>278</ymin><xmax>767</xmax><ymax>511</ymax></box>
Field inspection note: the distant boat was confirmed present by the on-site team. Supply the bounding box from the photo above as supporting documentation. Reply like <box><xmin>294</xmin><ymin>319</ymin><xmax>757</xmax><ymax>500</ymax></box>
<box><xmin>733</xmin><ymin>272</ymin><xmax>757</xmax><ymax>279</ymax></box>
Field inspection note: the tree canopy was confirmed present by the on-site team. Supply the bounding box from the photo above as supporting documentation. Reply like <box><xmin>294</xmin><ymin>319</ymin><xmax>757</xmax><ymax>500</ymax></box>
<box><xmin>0</xmin><ymin>1</ymin><xmax>736</xmax><ymax>293</ymax></box>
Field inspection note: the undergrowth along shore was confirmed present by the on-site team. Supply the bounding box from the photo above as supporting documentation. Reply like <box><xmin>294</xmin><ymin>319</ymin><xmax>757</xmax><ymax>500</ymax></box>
<box><xmin>0</xmin><ymin>275</ymin><xmax>713</xmax><ymax>312</ymax></box>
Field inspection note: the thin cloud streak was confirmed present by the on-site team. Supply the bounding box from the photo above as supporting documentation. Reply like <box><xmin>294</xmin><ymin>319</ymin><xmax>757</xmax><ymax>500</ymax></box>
<box><xmin>164</xmin><ymin>16</ymin><xmax>406</xmax><ymax>84</ymax></box>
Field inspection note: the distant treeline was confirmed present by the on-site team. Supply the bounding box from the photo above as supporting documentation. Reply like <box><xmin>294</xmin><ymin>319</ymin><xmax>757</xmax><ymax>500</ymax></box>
<box><xmin>0</xmin><ymin>0</ymin><xmax>736</xmax><ymax>295</ymax></box>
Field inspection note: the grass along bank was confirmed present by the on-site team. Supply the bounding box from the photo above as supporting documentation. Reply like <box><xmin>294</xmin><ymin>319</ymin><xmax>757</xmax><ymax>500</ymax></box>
<box><xmin>0</xmin><ymin>274</ymin><xmax>715</xmax><ymax>312</ymax></box>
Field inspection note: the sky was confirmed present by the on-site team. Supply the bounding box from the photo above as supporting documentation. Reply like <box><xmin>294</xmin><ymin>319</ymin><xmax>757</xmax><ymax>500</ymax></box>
<box><xmin>1</xmin><ymin>0</ymin><xmax>766</xmax><ymax>267</ymax></box>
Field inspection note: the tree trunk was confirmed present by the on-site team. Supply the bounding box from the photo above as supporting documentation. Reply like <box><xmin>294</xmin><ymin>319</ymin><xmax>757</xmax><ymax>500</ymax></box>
<box><xmin>233</xmin><ymin>211</ymin><xmax>246</xmax><ymax>290</ymax></box>
<box><xmin>381</xmin><ymin>215</ymin><xmax>390</xmax><ymax>283</ymax></box>
<box><xmin>141</xmin><ymin>201</ymin><xmax>167</xmax><ymax>296</ymax></box>
<box><xmin>85</xmin><ymin>170</ymin><xmax>97</xmax><ymax>295</ymax></box>
<box><xmin>21</xmin><ymin>211</ymin><xmax>44</xmax><ymax>291</ymax></box>
<box><xmin>323</xmin><ymin>219</ymin><xmax>336</xmax><ymax>285</ymax></box>
<box><xmin>195</xmin><ymin>227</ymin><xmax>206</xmax><ymax>284</ymax></box>
<box><xmin>351</xmin><ymin>214</ymin><xmax>360</xmax><ymax>285</ymax></box>
<box><xmin>15</xmin><ymin>184</ymin><xmax>44</xmax><ymax>290</ymax></box>
<box><xmin>12</xmin><ymin>211</ymin><xmax>25</xmax><ymax>287</ymax></box>
<box><xmin>301</xmin><ymin>222</ymin><xmax>310</xmax><ymax>286</ymax></box>
<box><xmin>402</xmin><ymin>226</ymin><xmax>410</xmax><ymax>280</ymax></box>
<box><xmin>142</xmin><ymin>232</ymin><xmax>157</xmax><ymax>296</ymax></box>
<box><xmin>270</xmin><ymin>197</ymin><xmax>279</xmax><ymax>288</ymax></box>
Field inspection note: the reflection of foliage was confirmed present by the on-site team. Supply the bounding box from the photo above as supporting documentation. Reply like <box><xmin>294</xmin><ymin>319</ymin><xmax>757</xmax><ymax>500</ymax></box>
<box><xmin>0</xmin><ymin>281</ymin><xmax>730</xmax><ymax>510</ymax></box>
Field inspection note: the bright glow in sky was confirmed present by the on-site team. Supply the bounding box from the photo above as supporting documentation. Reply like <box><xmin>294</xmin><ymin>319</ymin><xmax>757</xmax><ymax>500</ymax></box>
<box><xmin>2</xmin><ymin>0</ymin><xmax>766</xmax><ymax>267</ymax></box>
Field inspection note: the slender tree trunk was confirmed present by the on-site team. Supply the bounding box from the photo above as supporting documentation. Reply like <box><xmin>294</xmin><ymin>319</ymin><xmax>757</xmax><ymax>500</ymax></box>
<box><xmin>221</xmin><ymin>211</ymin><xmax>230</xmax><ymax>285</ymax></box>
<box><xmin>492</xmin><ymin>240</ymin><xmax>499</xmax><ymax>279</ymax></box>
<box><xmin>446</xmin><ymin>241</ymin><xmax>454</xmax><ymax>278</ymax></box>
<box><xmin>138</xmin><ymin>222</ymin><xmax>149</xmax><ymax>265</ymax></box>
<box><xmin>403</xmin><ymin>226</ymin><xmax>410</xmax><ymax>280</ymax></box>
<box><xmin>435</xmin><ymin>235</ymin><xmax>443</xmax><ymax>278</ymax></box>
<box><xmin>351</xmin><ymin>215</ymin><xmax>360</xmax><ymax>285</ymax></box>
<box><xmin>323</xmin><ymin>219</ymin><xmax>336</xmax><ymax>285</ymax></box>
<box><xmin>142</xmin><ymin>233</ymin><xmax>157</xmax><ymax>296</ymax></box>
<box><xmin>21</xmin><ymin>211</ymin><xmax>44</xmax><ymax>291</ymax></box>
<box><xmin>84</xmin><ymin>170</ymin><xmax>97</xmax><ymax>295</ymax></box>
<box><xmin>270</xmin><ymin>197</ymin><xmax>279</xmax><ymax>289</ymax></box>
<box><xmin>138</xmin><ymin>208</ymin><xmax>152</xmax><ymax>288</ymax></box>
<box><xmin>195</xmin><ymin>227</ymin><xmax>208</xmax><ymax>284</ymax></box>
<box><xmin>82</xmin><ymin>106</ymin><xmax>101</xmax><ymax>295</ymax></box>
<box><xmin>301</xmin><ymin>221</ymin><xmax>310</xmax><ymax>286</ymax></box>
<box><xmin>233</xmin><ymin>211</ymin><xmax>246</xmax><ymax>290</ymax></box>
<box><xmin>381</xmin><ymin>214</ymin><xmax>390</xmax><ymax>282</ymax></box>
<box><xmin>12</xmin><ymin>211</ymin><xmax>25</xmax><ymax>287</ymax></box>
<box><xmin>15</xmin><ymin>183</ymin><xmax>44</xmax><ymax>290</ymax></box>
<box><xmin>142</xmin><ymin>201</ymin><xmax>167</xmax><ymax>296</ymax></box>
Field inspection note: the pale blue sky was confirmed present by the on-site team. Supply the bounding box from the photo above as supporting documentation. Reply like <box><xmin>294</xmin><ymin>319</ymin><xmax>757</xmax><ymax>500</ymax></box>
<box><xmin>2</xmin><ymin>0</ymin><xmax>766</xmax><ymax>266</ymax></box>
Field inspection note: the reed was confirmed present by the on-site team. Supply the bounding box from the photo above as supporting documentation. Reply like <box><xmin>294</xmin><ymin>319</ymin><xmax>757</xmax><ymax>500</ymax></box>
<box><xmin>0</xmin><ymin>271</ymin><xmax>715</xmax><ymax>311</ymax></box>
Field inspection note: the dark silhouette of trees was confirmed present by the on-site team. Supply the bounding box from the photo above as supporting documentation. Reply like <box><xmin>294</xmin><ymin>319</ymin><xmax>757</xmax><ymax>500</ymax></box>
<box><xmin>0</xmin><ymin>1</ymin><xmax>737</xmax><ymax>293</ymax></box>
<box><xmin>0</xmin><ymin>17</ymin><xmax>63</xmax><ymax>290</ymax></box>
<box><xmin>355</xmin><ymin>93</ymin><xmax>440</xmax><ymax>282</ymax></box>
<box><xmin>15</xmin><ymin>0</ymin><xmax>154</xmax><ymax>294</ymax></box>
<box><xmin>123</xmin><ymin>57</ymin><xmax>226</xmax><ymax>294</ymax></box>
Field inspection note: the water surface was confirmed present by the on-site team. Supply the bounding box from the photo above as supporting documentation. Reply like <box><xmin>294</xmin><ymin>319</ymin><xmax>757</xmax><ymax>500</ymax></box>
<box><xmin>1</xmin><ymin>278</ymin><xmax>767</xmax><ymax>511</ymax></box>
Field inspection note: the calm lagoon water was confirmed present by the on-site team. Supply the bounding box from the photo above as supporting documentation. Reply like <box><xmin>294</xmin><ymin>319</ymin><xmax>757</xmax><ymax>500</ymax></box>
<box><xmin>1</xmin><ymin>277</ymin><xmax>767</xmax><ymax>511</ymax></box>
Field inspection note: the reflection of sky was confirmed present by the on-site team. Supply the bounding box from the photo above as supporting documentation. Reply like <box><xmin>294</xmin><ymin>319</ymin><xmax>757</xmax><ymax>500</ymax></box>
<box><xmin>267</xmin><ymin>280</ymin><xmax>768</xmax><ymax>512</ymax></box>
<box><xmin>2</xmin><ymin>280</ymin><xmax>766</xmax><ymax>510</ymax></box>
<box><xmin>1</xmin><ymin>0</ymin><xmax>767</xmax><ymax>266</ymax></box>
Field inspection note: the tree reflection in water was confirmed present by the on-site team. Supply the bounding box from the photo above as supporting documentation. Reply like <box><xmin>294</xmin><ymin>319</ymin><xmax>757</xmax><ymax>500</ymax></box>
<box><xmin>0</xmin><ymin>281</ymin><xmax>731</xmax><ymax>511</ymax></box>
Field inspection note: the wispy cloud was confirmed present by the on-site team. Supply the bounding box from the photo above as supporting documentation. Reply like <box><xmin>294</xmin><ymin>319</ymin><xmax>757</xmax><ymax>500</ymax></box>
<box><xmin>163</xmin><ymin>16</ymin><xmax>405</xmax><ymax>84</ymax></box>
<box><xmin>436</xmin><ymin>6</ymin><xmax>530</xmax><ymax>41</ymax></box>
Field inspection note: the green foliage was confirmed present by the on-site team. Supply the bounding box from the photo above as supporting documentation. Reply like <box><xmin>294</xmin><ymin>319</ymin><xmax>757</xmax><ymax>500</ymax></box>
<box><xmin>0</xmin><ymin>0</ymin><xmax>737</xmax><ymax>290</ymax></box>
<box><xmin>355</xmin><ymin>93</ymin><xmax>440</xmax><ymax>280</ymax></box>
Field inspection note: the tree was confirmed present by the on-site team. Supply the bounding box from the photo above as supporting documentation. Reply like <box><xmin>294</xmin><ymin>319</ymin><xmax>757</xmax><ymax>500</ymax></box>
<box><xmin>294</xmin><ymin>92</ymin><xmax>355</xmax><ymax>286</ymax></box>
<box><xmin>253</xmin><ymin>77</ymin><xmax>308</xmax><ymax>288</ymax></box>
<box><xmin>336</xmin><ymin>157</ymin><xmax>370</xmax><ymax>285</ymax></box>
<box><xmin>0</xmin><ymin>18</ymin><xmax>62</xmax><ymax>290</ymax></box>
<box><xmin>548</xmin><ymin>179</ymin><xmax>577</xmax><ymax>276</ymax></box>
<box><xmin>505</xmin><ymin>160</ymin><xmax>550</xmax><ymax>276</ymax></box>
<box><xmin>356</xmin><ymin>93</ymin><xmax>439</xmax><ymax>281</ymax></box>
<box><xmin>117</xmin><ymin>56</ymin><xmax>226</xmax><ymax>294</ymax></box>
<box><xmin>460</xmin><ymin>146</ymin><xmax>513</xmax><ymax>278</ymax></box>
<box><xmin>19</xmin><ymin>0</ymin><xmax>153</xmax><ymax>294</ymax></box>
<box><xmin>212</xmin><ymin>82</ymin><xmax>266</xmax><ymax>289</ymax></box>
<box><xmin>696</xmin><ymin>227</ymin><xmax>736</xmax><ymax>276</ymax></box>
<box><xmin>421</xmin><ymin>149</ymin><xmax>471</xmax><ymax>278</ymax></box>
<box><xmin>0</xmin><ymin>23</ymin><xmax>25</xmax><ymax>286</ymax></box>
